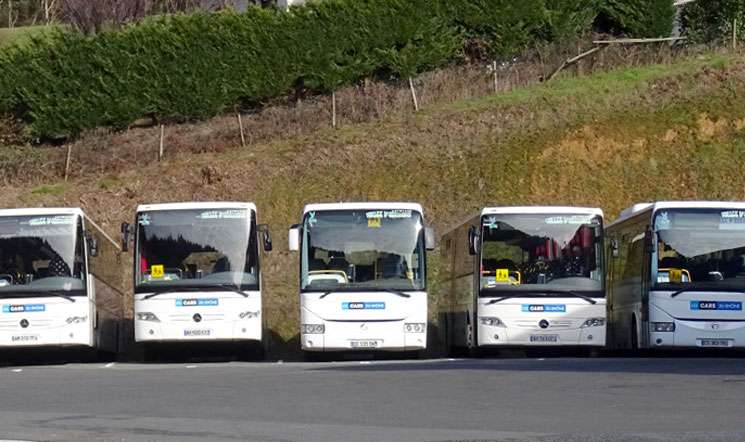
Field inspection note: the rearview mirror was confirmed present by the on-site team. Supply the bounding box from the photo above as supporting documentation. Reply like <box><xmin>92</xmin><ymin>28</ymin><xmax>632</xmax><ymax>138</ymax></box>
<box><xmin>120</xmin><ymin>222</ymin><xmax>131</xmax><ymax>252</ymax></box>
<box><xmin>425</xmin><ymin>227</ymin><xmax>436</xmax><ymax>251</ymax></box>
<box><xmin>644</xmin><ymin>230</ymin><xmax>654</xmax><ymax>253</ymax></box>
<box><xmin>468</xmin><ymin>225</ymin><xmax>478</xmax><ymax>256</ymax></box>
<box><xmin>288</xmin><ymin>225</ymin><xmax>300</xmax><ymax>252</ymax></box>
<box><xmin>85</xmin><ymin>231</ymin><xmax>99</xmax><ymax>257</ymax></box>
<box><xmin>259</xmin><ymin>224</ymin><xmax>273</xmax><ymax>252</ymax></box>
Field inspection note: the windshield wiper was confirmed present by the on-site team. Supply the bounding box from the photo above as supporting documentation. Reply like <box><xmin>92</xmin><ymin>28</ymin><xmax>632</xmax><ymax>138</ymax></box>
<box><xmin>37</xmin><ymin>290</ymin><xmax>77</xmax><ymax>303</ymax></box>
<box><xmin>486</xmin><ymin>295</ymin><xmax>516</xmax><ymax>305</ymax></box>
<box><xmin>142</xmin><ymin>287</ymin><xmax>204</xmax><ymax>300</ymax></box>
<box><xmin>381</xmin><ymin>288</ymin><xmax>411</xmax><ymax>298</ymax></box>
<box><xmin>670</xmin><ymin>288</ymin><xmax>745</xmax><ymax>298</ymax></box>
<box><xmin>540</xmin><ymin>289</ymin><xmax>597</xmax><ymax>305</ymax></box>
<box><xmin>215</xmin><ymin>284</ymin><xmax>249</xmax><ymax>298</ymax></box>
<box><xmin>318</xmin><ymin>288</ymin><xmax>412</xmax><ymax>299</ymax></box>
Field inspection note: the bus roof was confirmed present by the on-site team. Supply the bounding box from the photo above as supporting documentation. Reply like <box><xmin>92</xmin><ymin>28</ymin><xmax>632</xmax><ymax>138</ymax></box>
<box><xmin>0</xmin><ymin>207</ymin><xmax>83</xmax><ymax>217</ymax></box>
<box><xmin>609</xmin><ymin>200</ymin><xmax>745</xmax><ymax>228</ymax></box>
<box><xmin>481</xmin><ymin>206</ymin><xmax>603</xmax><ymax>217</ymax></box>
<box><xmin>137</xmin><ymin>202</ymin><xmax>257</xmax><ymax>212</ymax></box>
<box><xmin>302</xmin><ymin>202</ymin><xmax>424</xmax><ymax>215</ymax></box>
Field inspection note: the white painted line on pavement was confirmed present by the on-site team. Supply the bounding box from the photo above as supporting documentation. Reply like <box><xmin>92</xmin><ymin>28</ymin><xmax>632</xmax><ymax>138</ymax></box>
<box><xmin>104</xmin><ymin>362</ymin><xmax>115</xmax><ymax>368</ymax></box>
<box><xmin>186</xmin><ymin>365</ymin><xmax>197</xmax><ymax>368</ymax></box>
<box><xmin>11</xmin><ymin>369</ymin><xmax>22</xmax><ymax>373</ymax></box>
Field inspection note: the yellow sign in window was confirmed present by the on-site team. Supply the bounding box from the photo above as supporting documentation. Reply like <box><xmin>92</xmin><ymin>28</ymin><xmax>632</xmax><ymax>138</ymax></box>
<box><xmin>669</xmin><ymin>268</ymin><xmax>682</xmax><ymax>283</ymax></box>
<box><xmin>368</xmin><ymin>218</ymin><xmax>381</xmax><ymax>228</ymax></box>
<box><xmin>151</xmin><ymin>265</ymin><xmax>165</xmax><ymax>279</ymax></box>
<box><xmin>495</xmin><ymin>268</ymin><xmax>510</xmax><ymax>282</ymax></box>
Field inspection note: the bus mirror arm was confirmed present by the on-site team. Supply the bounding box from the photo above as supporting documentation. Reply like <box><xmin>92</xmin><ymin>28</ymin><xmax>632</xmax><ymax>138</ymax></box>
<box><xmin>643</xmin><ymin>230</ymin><xmax>654</xmax><ymax>254</ymax></box>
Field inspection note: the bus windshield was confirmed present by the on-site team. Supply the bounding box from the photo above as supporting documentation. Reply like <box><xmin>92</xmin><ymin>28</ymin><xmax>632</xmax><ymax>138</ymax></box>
<box><xmin>479</xmin><ymin>213</ymin><xmax>603</xmax><ymax>296</ymax></box>
<box><xmin>135</xmin><ymin>208</ymin><xmax>258</xmax><ymax>292</ymax></box>
<box><xmin>654</xmin><ymin>208</ymin><xmax>745</xmax><ymax>290</ymax></box>
<box><xmin>301</xmin><ymin>209</ymin><xmax>425</xmax><ymax>292</ymax></box>
<box><xmin>0</xmin><ymin>214</ymin><xmax>86</xmax><ymax>296</ymax></box>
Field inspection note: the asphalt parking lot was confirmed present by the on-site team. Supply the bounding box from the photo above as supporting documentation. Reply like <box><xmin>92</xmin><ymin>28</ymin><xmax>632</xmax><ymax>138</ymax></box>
<box><xmin>1</xmin><ymin>355</ymin><xmax>745</xmax><ymax>442</ymax></box>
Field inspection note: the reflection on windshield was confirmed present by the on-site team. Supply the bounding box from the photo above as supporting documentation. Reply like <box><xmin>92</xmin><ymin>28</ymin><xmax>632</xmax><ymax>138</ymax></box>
<box><xmin>0</xmin><ymin>214</ymin><xmax>85</xmax><ymax>295</ymax></box>
<box><xmin>136</xmin><ymin>209</ymin><xmax>258</xmax><ymax>291</ymax></box>
<box><xmin>301</xmin><ymin>210</ymin><xmax>425</xmax><ymax>291</ymax></box>
<box><xmin>655</xmin><ymin>209</ymin><xmax>745</xmax><ymax>289</ymax></box>
<box><xmin>480</xmin><ymin>213</ymin><xmax>603</xmax><ymax>295</ymax></box>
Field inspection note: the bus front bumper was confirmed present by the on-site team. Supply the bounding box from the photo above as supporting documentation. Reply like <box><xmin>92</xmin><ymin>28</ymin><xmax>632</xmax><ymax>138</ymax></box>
<box><xmin>649</xmin><ymin>319</ymin><xmax>745</xmax><ymax>348</ymax></box>
<box><xmin>301</xmin><ymin>320</ymin><xmax>426</xmax><ymax>352</ymax></box>
<box><xmin>135</xmin><ymin>318</ymin><xmax>262</xmax><ymax>342</ymax></box>
<box><xmin>477</xmin><ymin>324</ymin><xmax>605</xmax><ymax>347</ymax></box>
<box><xmin>0</xmin><ymin>321</ymin><xmax>93</xmax><ymax>348</ymax></box>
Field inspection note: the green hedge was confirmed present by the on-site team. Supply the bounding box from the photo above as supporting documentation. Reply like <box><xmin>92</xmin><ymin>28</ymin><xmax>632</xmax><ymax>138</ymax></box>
<box><xmin>596</xmin><ymin>0</ymin><xmax>676</xmax><ymax>38</ymax></box>
<box><xmin>683</xmin><ymin>0</ymin><xmax>745</xmax><ymax>44</ymax></box>
<box><xmin>0</xmin><ymin>0</ymin><xmax>676</xmax><ymax>139</ymax></box>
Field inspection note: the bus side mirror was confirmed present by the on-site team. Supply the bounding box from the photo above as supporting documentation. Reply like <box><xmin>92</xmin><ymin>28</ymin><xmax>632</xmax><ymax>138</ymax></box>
<box><xmin>288</xmin><ymin>225</ymin><xmax>300</xmax><ymax>252</ymax></box>
<box><xmin>425</xmin><ymin>227</ymin><xmax>436</xmax><ymax>251</ymax></box>
<box><xmin>644</xmin><ymin>230</ymin><xmax>654</xmax><ymax>253</ymax></box>
<box><xmin>611</xmin><ymin>239</ymin><xmax>619</xmax><ymax>258</ymax></box>
<box><xmin>120</xmin><ymin>222</ymin><xmax>131</xmax><ymax>252</ymax></box>
<box><xmin>85</xmin><ymin>231</ymin><xmax>99</xmax><ymax>257</ymax></box>
<box><xmin>259</xmin><ymin>224</ymin><xmax>272</xmax><ymax>252</ymax></box>
<box><xmin>468</xmin><ymin>225</ymin><xmax>478</xmax><ymax>256</ymax></box>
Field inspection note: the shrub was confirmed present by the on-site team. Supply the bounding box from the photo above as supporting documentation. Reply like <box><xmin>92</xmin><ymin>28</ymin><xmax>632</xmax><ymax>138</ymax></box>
<box><xmin>683</xmin><ymin>0</ymin><xmax>745</xmax><ymax>44</ymax></box>
<box><xmin>596</xmin><ymin>0</ymin><xmax>676</xmax><ymax>37</ymax></box>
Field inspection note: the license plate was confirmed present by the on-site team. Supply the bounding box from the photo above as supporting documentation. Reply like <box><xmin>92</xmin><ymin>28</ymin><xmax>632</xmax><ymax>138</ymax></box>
<box><xmin>11</xmin><ymin>335</ymin><xmax>39</xmax><ymax>343</ymax></box>
<box><xmin>530</xmin><ymin>335</ymin><xmax>559</xmax><ymax>343</ymax></box>
<box><xmin>350</xmin><ymin>340</ymin><xmax>379</xmax><ymax>348</ymax></box>
<box><xmin>183</xmin><ymin>329</ymin><xmax>212</xmax><ymax>337</ymax></box>
<box><xmin>699</xmin><ymin>339</ymin><xmax>732</xmax><ymax>348</ymax></box>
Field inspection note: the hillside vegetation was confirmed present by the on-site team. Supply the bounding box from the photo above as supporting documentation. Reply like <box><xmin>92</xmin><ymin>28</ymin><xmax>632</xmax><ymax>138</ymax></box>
<box><xmin>2</xmin><ymin>50</ymin><xmax>745</xmax><ymax>357</ymax></box>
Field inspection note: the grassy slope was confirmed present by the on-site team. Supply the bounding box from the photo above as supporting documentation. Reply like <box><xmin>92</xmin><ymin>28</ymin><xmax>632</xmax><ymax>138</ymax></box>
<box><xmin>3</xmin><ymin>51</ymin><xmax>745</xmax><ymax>356</ymax></box>
<box><xmin>0</xmin><ymin>25</ymin><xmax>47</xmax><ymax>46</ymax></box>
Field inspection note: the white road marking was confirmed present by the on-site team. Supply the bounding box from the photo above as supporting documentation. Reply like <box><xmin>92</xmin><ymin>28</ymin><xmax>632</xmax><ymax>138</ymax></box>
<box><xmin>11</xmin><ymin>369</ymin><xmax>22</xmax><ymax>373</ymax></box>
<box><xmin>186</xmin><ymin>365</ymin><xmax>197</xmax><ymax>368</ymax></box>
<box><xmin>104</xmin><ymin>362</ymin><xmax>115</xmax><ymax>368</ymax></box>
<box><xmin>359</xmin><ymin>361</ymin><xmax>371</xmax><ymax>365</ymax></box>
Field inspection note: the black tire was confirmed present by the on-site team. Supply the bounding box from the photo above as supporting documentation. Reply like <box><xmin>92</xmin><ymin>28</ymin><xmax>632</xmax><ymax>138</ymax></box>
<box><xmin>630</xmin><ymin>319</ymin><xmax>639</xmax><ymax>351</ymax></box>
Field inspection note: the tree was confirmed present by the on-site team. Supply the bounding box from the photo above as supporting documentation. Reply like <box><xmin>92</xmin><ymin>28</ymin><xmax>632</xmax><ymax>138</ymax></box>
<box><xmin>58</xmin><ymin>0</ymin><xmax>156</xmax><ymax>34</ymax></box>
<box><xmin>683</xmin><ymin>0</ymin><xmax>745</xmax><ymax>44</ymax></box>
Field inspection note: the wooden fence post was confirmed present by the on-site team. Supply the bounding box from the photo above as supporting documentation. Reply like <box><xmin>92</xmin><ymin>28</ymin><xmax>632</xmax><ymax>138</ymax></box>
<box><xmin>331</xmin><ymin>91</ymin><xmax>337</xmax><ymax>128</ymax></box>
<box><xmin>237</xmin><ymin>112</ymin><xmax>246</xmax><ymax>147</ymax></box>
<box><xmin>158</xmin><ymin>125</ymin><xmax>165</xmax><ymax>161</ymax></box>
<box><xmin>493</xmin><ymin>61</ymin><xmax>498</xmax><ymax>93</ymax></box>
<box><xmin>64</xmin><ymin>143</ymin><xmax>73</xmax><ymax>182</ymax></box>
<box><xmin>408</xmin><ymin>77</ymin><xmax>419</xmax><ymax>112</ymax></box>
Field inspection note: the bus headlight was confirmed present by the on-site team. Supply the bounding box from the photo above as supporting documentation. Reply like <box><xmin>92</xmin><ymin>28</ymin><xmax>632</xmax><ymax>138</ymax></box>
<box><xmin>137</xmin><ymin>312</ymin><xmax>160</xmax><ymax>322</ymax></box>
<box><xmin>239</xmin><ymin>310</ymin><xmax>260</xmax><ymax>319</ymax></box>
<box><xmin>404</xmin><ymin>323</ymin><xmax>426</xmax><ymax>333</ymax></box>
<box><xmin>581</xmin><ymin>318</ymin><xmax>605</xmax><ymax>328</ymax></box>
<box><xmin>302</xmin><ymin>324</ymin><xmax>325</xmax><ymax>334</ymax></box>
<box><xmin>653</xmin><ymin>322</ymin><xmax>675</xmax><ymax>332</ymax></box>
<box><xmin>479</xmin><ymin>317</ymin><xmax>504</xmax><ymax>327</ymax></box>
<box><xmin>66</xmin><ymin>316</ymin><xmax>87</xmax><ymax>324</ymax></box>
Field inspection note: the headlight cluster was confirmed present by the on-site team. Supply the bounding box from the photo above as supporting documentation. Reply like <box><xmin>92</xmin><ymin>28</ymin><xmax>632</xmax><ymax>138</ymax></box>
<box><xmin>137</xmin><ymin>312</ymin><xmax>160</xmax><ymax>322</ymax></box>
<box><xmin>479</xmin><ymin>317</ymin><xmax>504</xmax><ymax>327</ymax></box>
<box><xmin>404</xmin><ymin>323</ymin><xmax>426</xmax><ymax>333</ymax></box>
<box><xmin>653</xmin><ymin>322</ymin><xmax>675</xmax><ymax>332</ymax></box>
<box><xmin>65</xmin><ymin>316</ymin><xmax>87</xmax><ymax>324</ymax></box>
<box><xmin>239</xmin><ymin>310</ymin><xmax>260</xmax><ymax>319</ymax></box>
<box><xmin>302</xmin><ymin>324</ymin><xmax>325</xmax><ymax>334</ymax></box>
<box><xmin>581</xmin><ymin>317</ymin><xmax>605</xmax><ymax>328</ymax></box>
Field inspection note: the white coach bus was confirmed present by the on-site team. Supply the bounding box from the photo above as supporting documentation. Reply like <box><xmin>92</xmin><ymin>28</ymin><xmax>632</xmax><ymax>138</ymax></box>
<box><xmin>288</xmin><ymin>202</ymin><xmax>436</xmax><ymax>354</ymax></box>
<box><xmin>606</xmin><ymin>201</ymin><xmax>745</xmax><ymax>349</ymax></box>
<box><xmin>123</xmin><ymin>202</ymin><xmax>272</xmax><ymax>349</ymax></box>
<box><xmin>440</xmin><ymin>206</ymin><xmax>606</xmax><ymax>355</ymax></box>
<box><xmin>0</xmin><ymin>208</ymin><xmax>125</xmax><ymax>354</ymax></box>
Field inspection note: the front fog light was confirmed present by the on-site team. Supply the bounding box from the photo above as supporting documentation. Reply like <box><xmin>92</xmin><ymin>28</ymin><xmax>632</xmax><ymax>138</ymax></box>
<box><xmin>404</xmin><ymin>323</ymin><xmax>426</xmax><ymax>333</ymax></box>
<box><xmin>581</xmin><ymin>317</ymin><xmax>605</xmax><ymax>328</ymax></box>
<box><xmin>302</xmin><ymin>324</ymin><xmax>325</xmax><ymax>334</ymax></box>
<box><xmin>137</xmin><ymin>312</ymin><xmax>160</xmax><ymax>322</ymax></box>
<box><xmin>65</xmin><ymin>316</ymin><xmax>87</xmax><ymax>324</ymax></box>
<box><xmin>239</xmin><ymin>310</ymin><xmax>260</xmax><ymax>319</ymax></box>
<box><xmin>479</xmin><ymin>317</ymin><xmax>504</xmax><ymax>327</ymax></box>
<box><xmin>653</xmin><ymin>322</ymin><xmax>675</xmax><ymax>332</ymax></box>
